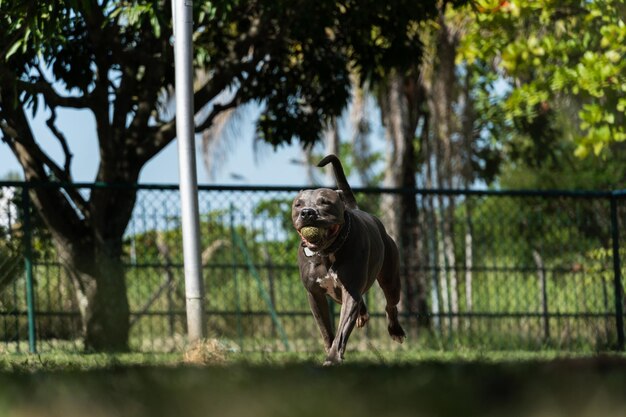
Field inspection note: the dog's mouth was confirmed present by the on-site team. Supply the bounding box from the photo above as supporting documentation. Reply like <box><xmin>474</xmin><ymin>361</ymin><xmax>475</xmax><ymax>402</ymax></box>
<box><xmin>297</xmin><ymin>224</ymin><xmax>342</xmax><ymax>250</ymax></box>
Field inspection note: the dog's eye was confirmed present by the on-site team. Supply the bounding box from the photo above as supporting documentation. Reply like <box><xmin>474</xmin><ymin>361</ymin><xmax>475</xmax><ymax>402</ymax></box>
<box><xmin>294</xmin><ymin>200</ymin><xmax>303</xmax><ymax>208</ymax></box>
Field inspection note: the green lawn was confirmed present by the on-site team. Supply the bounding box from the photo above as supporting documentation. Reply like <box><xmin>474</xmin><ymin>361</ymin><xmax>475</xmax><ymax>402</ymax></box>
<box><xmin>1</xmin><ymin>350</ymin><xmax>626</xmax><ymax>417</ymax></box>
<box><xmin>0</xmin><ymin>348</ymin><xmax>613</xmax><ymax>371</ymax></box>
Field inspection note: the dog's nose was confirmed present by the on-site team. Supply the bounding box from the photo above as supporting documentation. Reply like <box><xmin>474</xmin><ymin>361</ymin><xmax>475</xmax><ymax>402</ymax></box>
<box><xmin>300</xmin><ymin>208</ymin><xmax>317</xmax><ymax>220</ymax></box>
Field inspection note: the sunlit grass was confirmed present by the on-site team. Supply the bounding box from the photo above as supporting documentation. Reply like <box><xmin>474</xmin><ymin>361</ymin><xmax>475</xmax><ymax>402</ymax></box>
<box><xmin>1</xmin><ymin>347</ymin><xmax>624</xmax><ymax>372</ymax></box>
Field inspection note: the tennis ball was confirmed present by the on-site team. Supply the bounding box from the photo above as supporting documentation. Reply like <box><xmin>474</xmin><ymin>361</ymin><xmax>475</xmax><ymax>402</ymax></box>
<box><xmin>300</xmin><ymin>226</ymin><xmax>325</xmax><ymax>243</ymax></box>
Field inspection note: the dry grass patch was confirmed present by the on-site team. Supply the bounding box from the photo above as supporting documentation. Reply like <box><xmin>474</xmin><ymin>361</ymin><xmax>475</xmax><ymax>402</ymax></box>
<box><xmin>183</xmin><ymin>339</ymin><xmax>230</xmax><ymax>365</ymax></box>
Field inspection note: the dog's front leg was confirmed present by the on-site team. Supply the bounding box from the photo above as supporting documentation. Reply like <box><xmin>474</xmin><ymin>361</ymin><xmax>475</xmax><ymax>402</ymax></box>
<box><xmin>324</xmin><ymin>288</ymin><xmax>360</xmax><ymax>366</ymax></box>
<box><xmin>307</xmin><ymin>291</ymin><xmax>334</xmax><ymax>353</ymax></box>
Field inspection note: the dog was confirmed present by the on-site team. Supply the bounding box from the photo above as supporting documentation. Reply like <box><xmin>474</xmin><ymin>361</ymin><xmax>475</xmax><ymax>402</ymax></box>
<box><xmin>292</xmin><ymin>154</ymin><xmax>406</xmax><ymax>365</ymax></box>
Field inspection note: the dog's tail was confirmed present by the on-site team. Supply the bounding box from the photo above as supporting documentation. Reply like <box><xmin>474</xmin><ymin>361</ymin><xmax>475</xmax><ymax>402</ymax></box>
<box><xmin>318</xmin><ymin>154</ymin><xmax>358</xmax><ymax>209</ymax></box>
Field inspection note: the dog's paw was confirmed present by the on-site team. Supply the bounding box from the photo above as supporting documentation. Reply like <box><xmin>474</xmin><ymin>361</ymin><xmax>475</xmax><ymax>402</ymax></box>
<box><xmin>388</xmin><ymin>323</ymin><xmax>406</xmax><ymax>344</ymax></box>
<box><xmin>323</xmin><ymin>353</ymin><xmax>343</xmax><ymax>366</ymax></box>
<box><xmin>323</xmin><ymin>358</ymin><xmax>343</xmax><ymax>366</ymax></box>
<box><xmin>356</xmin><ymin>312</ymin><xmax>370</xmax><ymax>328</ymax></box>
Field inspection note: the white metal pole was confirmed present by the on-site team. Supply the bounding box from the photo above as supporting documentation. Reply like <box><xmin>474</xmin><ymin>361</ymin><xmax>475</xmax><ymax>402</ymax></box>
<box><xmin>173</xmin><ymin>0</ymin><xmax>205</xmax><ymax>342</ymax></box>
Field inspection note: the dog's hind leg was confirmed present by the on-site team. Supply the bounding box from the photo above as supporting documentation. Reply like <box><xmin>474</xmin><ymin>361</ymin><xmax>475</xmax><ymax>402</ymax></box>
<box><xmin>377</xmin><ymin>237</ymin><xmax>406</xmax><ymax>343</ymax></box>
<box><xmin>385</xmin><ymin>305</ymin><xmax>405</xmax><ymax>343</ymax></box>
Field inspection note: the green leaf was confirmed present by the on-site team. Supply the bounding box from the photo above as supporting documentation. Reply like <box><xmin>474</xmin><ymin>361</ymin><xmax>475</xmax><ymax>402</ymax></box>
<box><xmin>574</xmin><ymin>144</ymin><xmax>590</xmax><ymax>159</ymax></box>
<box><xmin>5</xmin><ymin>40</ymin><xmax>22</xmax><ymax>60</ymax></box>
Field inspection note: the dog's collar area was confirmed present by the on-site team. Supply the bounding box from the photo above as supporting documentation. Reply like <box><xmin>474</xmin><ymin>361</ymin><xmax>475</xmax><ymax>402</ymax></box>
<box><xmin>302</xmin><ymin>211</ymin><xmax>351</xmax><ymax>258</ymax></box>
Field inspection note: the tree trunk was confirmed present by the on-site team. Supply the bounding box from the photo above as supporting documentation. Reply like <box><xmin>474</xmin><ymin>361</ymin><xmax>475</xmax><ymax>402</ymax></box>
<box><xmin>380</xmin><ymin>73</ymin><xmax>410</xmax><ymax>242</ymax></box>
<box><xmin>533</xmin><ymin>249</ymin><xmax>550</xmax><ymax>342</ymax></box>
<box><xmin>40</xmin><ymin>186</ymin><xmax>134</xmax><ymax>351</ymax></box>
<box><xmin>422</xmin><ymin>121</ymin><xmax>441</xmax><ymax>330</ymax></box>
<box><xmin>464</xmin><ymin>205</ymin><xmax>474</xmax><ymax>314</ymax></box>
<box><xmin>58</xmin><ymin>237</ymin><xmax>130</xmax><ymax>351</ymax></box>
<box><xmin>442</xmin><ymin>205</ymin><xmax>459</xmax><ymax>330</ymax></box>
<box><xmin>350</xmin><ymin>82</ymin><xmax>374</xmax><ymax>187</ymax></box>
<box><xmin>427</xmin><ymin>13</ymin><xmax>461</xmax><ymax>330</ymax></box>
<box><xmin>24</xmin><ymin>175</ymin><xmax>138</xmax><ymax>351</ymax></box>
<box><xmin>461</xmin><ymin>68</ymin><xmax>476</xmax><ymax>323</ymax></box>
<box><xmin>378</xmin><ymin>70</ymin><xmax>430</xmax><ymax>328</ymax></box>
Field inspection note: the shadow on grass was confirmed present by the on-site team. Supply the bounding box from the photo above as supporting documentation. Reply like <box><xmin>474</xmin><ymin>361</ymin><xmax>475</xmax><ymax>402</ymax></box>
<box><xmin>1</xmin><ymin>354</ymin><xmax>626</xmax><ymax>417</ymax></box>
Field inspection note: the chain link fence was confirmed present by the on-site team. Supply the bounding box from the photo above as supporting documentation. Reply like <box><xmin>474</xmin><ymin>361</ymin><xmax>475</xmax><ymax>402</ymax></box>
<box><xmin>0</xmin><ymin>182</ymin><xmax>624</xmax><ymax>353</ymax></box>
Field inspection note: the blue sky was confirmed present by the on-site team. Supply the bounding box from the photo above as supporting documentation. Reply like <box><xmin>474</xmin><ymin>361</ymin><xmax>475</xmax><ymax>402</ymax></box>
<box><xmin>0</xmin><ymin>106</ymin><xmax>312</xmax><ymax>186</ymax></box>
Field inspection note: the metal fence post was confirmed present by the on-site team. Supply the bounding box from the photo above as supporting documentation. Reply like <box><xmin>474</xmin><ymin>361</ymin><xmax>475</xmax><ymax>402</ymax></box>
<box><xmin>173</xmin><ymin>0</ymin><xmax>206</xmax><ymax>343</ymax></box>
<box><xmin>610</xmin><ymin>193</ymin><xmax>625</xmax><ymax>350</ymax></box>
<box><xmin>22</xmin><ymin>184</ymin><xmax>37</xmax><ymax>354</ymax></box>
<box><xmin>229</xmin><ymin>204</ymin><xmax>244</xmax><ymax>350</ymax></box>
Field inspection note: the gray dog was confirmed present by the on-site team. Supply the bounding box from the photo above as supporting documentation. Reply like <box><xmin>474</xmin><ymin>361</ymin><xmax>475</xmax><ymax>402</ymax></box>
<box><xmin>292</xmin><ymin>154</ymin><xmax>405</xmax><ymax>365</ymax></box>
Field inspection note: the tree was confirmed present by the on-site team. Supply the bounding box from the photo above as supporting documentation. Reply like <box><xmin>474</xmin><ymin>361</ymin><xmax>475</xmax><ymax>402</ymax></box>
<box><xmin>0</xmin><ymin>174</ymin><xmax>22</xmax><ymax>295</ymax></box>
<box><xmin>461</xmin><ymin>0</ymin><xmax>626</xmax><ymax>157</ymax></box>
<box><xmin>0</xmin><ymin>0</ymin><xmax>442</xmax><ymax>350</ymax></box>
<box><xmin>374</xmin><ymin>68</ymin><xmax>431</xmax><ymax>327</ymax></box>
<box><xmin>320</xmin><ymin>0</ymin><xmax>624</xmax><ymax>335</ymax></box>
<box><xmin>317</xmin><ymin>3</ymin><xmax>495</xmax><ymax>330</ymax></box>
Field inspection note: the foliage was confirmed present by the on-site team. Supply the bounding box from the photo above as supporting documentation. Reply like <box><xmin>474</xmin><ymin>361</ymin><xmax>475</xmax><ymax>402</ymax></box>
<box><xmin>499</xmin><ymin>142</ymin><xmax>626</xmax><ymax>191</ymax></box>
<box><xmin>0</xmin><ymin>181</ymin><xmax>54</xmax><ymax>295</ymax></box>
<box><xmin>460</xmin><ymin>0</ymin><xmax>626</xmax><ymax>158</ymax></box>
<box><xmin>1</xmin><ymin>0</ymin><xmax>444</xmax><ymax>156</ymax></box>
<box><xmin>0</xmin><ymin>242</ymin><xmax>21</xmax><ymax>294</ymax></box>
<box><xmin>198</xmin><ymin>0</ymin><xmax>444</xmax><ymax>146</ymax></box>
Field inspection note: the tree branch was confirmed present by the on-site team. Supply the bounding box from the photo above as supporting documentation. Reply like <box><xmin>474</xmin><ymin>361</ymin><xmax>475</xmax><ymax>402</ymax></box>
<box><xmin>192</xmin><ymin>60</ymin><xmax>259</xmax><ymax>111</ymax></box>
<box><xmin>17</xmin><ymin>79</ymin><xmax>90</xmax><ymax>109</ymax></box>
<box><xmin>194</xmin><ymin>95</ymin><xmax>243</xmax><ymax>133</ymax></box>
<box><xmin>139</xmin><ymin>69</ymin><xmax>240</xmax><ymax>161</ymax></box>
<box><xmin>137</xmin><ymin>27</ymin><xmax>263</xmax><ymax>163</ymax></box>
<box><xmin>16</xmin><ymin>134</ymin><xmax>89</xmax><ymax>217</ymax></box>
<box><xmin>0</xmin><ymin>112</ymin><xmax>89</xmax><ymax>239</ymax></box>
<box><xmin>45</xmin><ymin>107</ymin><xmax>74</xmax><ymax>180</ymax></box>
<box><xmin>0</xmin><ymin>113</ymin><xmax>89</xmax><ymax>218</ymax></box>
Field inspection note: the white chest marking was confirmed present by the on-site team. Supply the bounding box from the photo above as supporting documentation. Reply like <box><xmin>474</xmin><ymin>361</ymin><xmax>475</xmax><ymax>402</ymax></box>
<box><xmin>316</xmin><ymin>270</ymin><xmax>341</xmax><ymax>293</ymax></box>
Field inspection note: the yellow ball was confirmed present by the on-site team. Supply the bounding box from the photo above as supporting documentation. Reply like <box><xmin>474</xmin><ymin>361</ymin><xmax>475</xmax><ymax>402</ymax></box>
<box><xmin>301</xmin><ymin>226</ymin><xmax>324</xmax><ymax>243</ymax></box>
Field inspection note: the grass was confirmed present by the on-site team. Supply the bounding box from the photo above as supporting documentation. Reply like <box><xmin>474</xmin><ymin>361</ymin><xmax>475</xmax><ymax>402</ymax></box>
<box><xmin>1</xmin><ymin>349</ymin><xmax>626</xmax><ymax>417</ymax></box>
<box><xmin>0</xmin><ymin>348</ymin><xmax>616</xmax><ymax>372</ymax></box>
<box><xmin>2</xmin><ymin>347</ymin><xmax>625</xmax><ymax>371</ymax></box>
<box><xmin>0</xmin><ymin>352</ymin><xmax>182</xmax><ymax>373</ymax></box>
